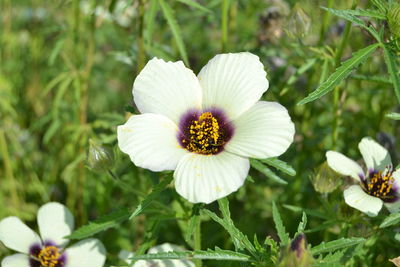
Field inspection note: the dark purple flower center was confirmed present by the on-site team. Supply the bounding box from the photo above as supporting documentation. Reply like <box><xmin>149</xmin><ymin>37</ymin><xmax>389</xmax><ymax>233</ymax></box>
<box><xmin>178</xmin><ymin>109</ymin><xmax>234</xmax><ymax>155</ymax></box>
<box><xmin>29</xmin><ymin>243</ymin><xmax>66</xmax><ymax>267</ymax></box>
<box><xmin>361</xmin><ymin>165</ymin><xmax>397</xmax><ymax>202</ymax></box>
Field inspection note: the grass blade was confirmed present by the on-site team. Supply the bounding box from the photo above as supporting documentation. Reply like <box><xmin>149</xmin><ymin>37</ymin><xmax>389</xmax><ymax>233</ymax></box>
<box><xmin>382</xmin><ymin>43</ymin><xmax>400</xmax><ymax>104</ymax></box>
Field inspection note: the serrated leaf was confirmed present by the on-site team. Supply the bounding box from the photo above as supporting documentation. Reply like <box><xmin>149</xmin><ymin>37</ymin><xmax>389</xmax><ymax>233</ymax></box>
<box><xmin>297</xmin><ymin>212</ymin><xmax>307</xmax><ymax>234</ymax></box>
<box><xmin>260</xmin><ymin>157</ymin><xmax>296</xmax><ymax>176</ymax></box>
<box><xmin>351</xmin><ymin>74</ymin><xmax>391</xmax><ymax>84</ymax></box>
<box><xmin>129</xmin><ymin>176</ymin><xmax>173</xmax><ymax>219</ymax></box>
<box><xmin>158</xmin><ymin>0</ymin><xmax>189</xmax><ymax>65</ymax></box>
<box><xmin>321</xmin><ymin>7</ymin><xmax>368</xmax><ymax>29</ymax></box>
<box><xmin>176</xmin><ymin>0</ymin><xmax>213</xmax><ymax>14</ymax></box>
<box><xmin>129</xmin><ymin>248</ymin><xmax>251</xmax><ymax>261</ymax></box>
<box><xmin>202</xmin><ymin>199</ymin><xmax>257</xmax><ymax>257</ymax></box>
<box><xmin>298</xmin><ymin>43</ymin><xmax>379</xmax><ymax>105</ymax></box>
<box><xmin>328</xmin><ymin>8</ymin><xmax>386</xmax><ymax>20</ymax></box>
<box><xmin>311</xmin><ymin>237</ymin><xmax>365</xmax><ymax>255</ymax></box>
<box><xmin>382</xmin><ymin>43</ymin><xmax>400</xmax><ymax>103</ymax></box>
<box><xmin>386</xmin><ymin>113</ymin><xmax>400</xmax><ymax>120</ymax></box>
<box><xmin>250</xmin><ymin>160</ymin><xmax>287</xmax><ymax>185</ymax></box>
<box><xmin>184</xmin><ymin>204</ymin><xmax>203</xmax><ymax>243</ymax></box>
<box><xmin>272</xmin><ymin>202</ymin><xmax>289</xmax><ymax>246</ymax></box>
<box><xmin>66</xmin><ymin>208</ymin><xmax>130</xmax><ymax>240</ymax></box>
<box><xmin>379</xmin><ymin>212</ymin><xmax>400</xmax><ymax>228</ymax></box>
<box><xmin>314</xmin><ymin>249</ymin><xmax>346</xmax><ymax>267</ymax></box>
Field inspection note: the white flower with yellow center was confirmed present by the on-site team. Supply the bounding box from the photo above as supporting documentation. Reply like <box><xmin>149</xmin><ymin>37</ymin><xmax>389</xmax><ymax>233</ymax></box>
<box><xmin>326</xmin><ymin>137</ymin><xmax>400</xmax><ymax>216</ymax></box>
<box><xmin>117</xmin><ymin>52</ymin><xmax>295</xmax><ymax>203</ymax></box>
<box><xmin>0</xmin><ymin>202</ymin><xmax>106</xmax><ymax>267</ymax></box>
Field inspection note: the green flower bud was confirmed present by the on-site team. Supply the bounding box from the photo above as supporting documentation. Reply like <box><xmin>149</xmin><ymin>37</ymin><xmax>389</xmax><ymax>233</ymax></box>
<box><xmin>87</xmin><ymin>139</ymin><xmax>115</xmax><ymax>173</ymax></box>
<box><xmin>309</xmin><ymin>162</ymin><xmax>341</xmax><ymax>194</ymax></box>
<box><xmin>278</xmin><ymin>234</ymin><xmax>313</xmax><ymax>267</ymax></box>
<box><xmin>388</xmin><ymin>3</ymin><xmax>400</xmax><ymax>39</ymax></box>
<box><xmin>286</xmin><ymin>3</ymin><xmax>311</xmax><ymax>38</ymax></box>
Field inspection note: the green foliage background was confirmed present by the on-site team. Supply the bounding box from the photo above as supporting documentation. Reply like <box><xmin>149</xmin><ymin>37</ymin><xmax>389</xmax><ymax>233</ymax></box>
<box><xmin>1</xmin><ymin>0</ymin><xmax>400</xmax><ymax>266</ymax></box>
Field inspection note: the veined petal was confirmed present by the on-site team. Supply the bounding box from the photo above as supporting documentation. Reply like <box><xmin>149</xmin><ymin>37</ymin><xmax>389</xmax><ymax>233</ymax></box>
<box><xmin>133</xmin><ymin>58</ymin><xmax>202</xmax><ymax>124</ymax></box>
<box><xmin>0</xmin><ymin>217</ymin><xmax>41</xmax><ymax>254</ymax></box>
<box><xmin>1</xmin><ymin>254</ymin><xmax>30</xmax><ymax>267</ymax></box>
<box><xmin>64</xmin><ymin>238</ymin><xmax>106</xmax><ymax>267</ymax></box>
<box><xmin>343</xmin><ymin>185</ymin><xmax>383</xmax><ymax>217</ymax></box>
<box><xmin>198</xmin><ymin>52</ymin><xmax>269</xmax><ymax>120</ymax></box>
<box><xmin>37</xmin><ymin>202</ymin><xmax>74</xmax><ymax>248</ymax></box>
<box><xmin>117</xmin><ymin>114</ymin><xmax>188</xmax><ymax>172</ymax></box>
<box><xmin>174</xmin><ymin>152</ymin><xmax>250</xmax><ymax>204</ymax></box>
<box><xmin>225</xmin><ymin>101</ymin><xmax>294</xmax><ymax>158</ymax></box>
<box><xmin>326</xmin><ymin>151</ymin><xmax>364</xmax><ymax>181</ymax></box>
<box><xmin>358</xmin><ymin>137</ymin><xmax>391</xmax><ymax>172</ymax></box>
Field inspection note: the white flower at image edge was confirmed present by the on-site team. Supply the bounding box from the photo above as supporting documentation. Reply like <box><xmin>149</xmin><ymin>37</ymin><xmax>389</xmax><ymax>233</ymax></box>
<box><xmin>326</xmin><ymin>137</ymin><xmax>400</xmax><ymax>217</ymax></box>
<box><xmin>119</xmin><ymin>243</ymin><xmax>194</xmax><ymax>267</ymax></box>
<box><xmin>117</xmin><ymin>52</ymin><xmax>295</xmax><ymax>204</ymax></box>
<box><xmin>0</xmin><ymin>202</ymin><xmax>106</xmax><ymax>267</ymax></box>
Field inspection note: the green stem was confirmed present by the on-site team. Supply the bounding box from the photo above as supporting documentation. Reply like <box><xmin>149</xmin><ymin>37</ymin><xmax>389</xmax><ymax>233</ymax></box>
<box><xmin>137</xmin><ymin>0</ymin><xmax>146</xmax><ymax>73</ymax></box>
<box><xmin>318</xmin><ymin>0</ymin><xmax>333</xmax><ymax>45</ymax></box>
<box><xmin>194</xmin><ymin>219</ymin><xmax>202</xmax><ymax>267</ymax></box>
<box><xmin>221</xmin><ymin>0</ymin><xmax>229</xmax><ymax>52</ymax></box>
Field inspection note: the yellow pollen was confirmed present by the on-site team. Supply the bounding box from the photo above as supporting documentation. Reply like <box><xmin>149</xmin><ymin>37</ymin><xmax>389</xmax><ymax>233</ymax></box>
<box><xmin>38</xmin><ymin>246</ymin><xmax>61</xmax><ymax>267</ymax></box>
<box><xmin>366</xmin><ymin>171</ymin><xmax>394</xmax><ymax>199</ymax></box>
<box><xmin>183</xmin><ymin>112</ymin><xmax>223</xmax><ymax>155</ymax></box>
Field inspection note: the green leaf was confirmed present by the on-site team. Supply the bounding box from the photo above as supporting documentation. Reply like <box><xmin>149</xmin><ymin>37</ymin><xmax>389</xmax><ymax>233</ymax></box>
<box><xmin>351</xmin><ymin>74</ymin><xmax>391</xmax><ymax>84</ymax></box>
<box><xmin>184</xmin><ymin>204</ymin><xmax>203</xmax><ymax>243</ymax></box>
<box><xmin>379</xmin><ymin>212</ymin><xmax>400</xmax><ymax>228</ymax></box>
<box><xmin>66</xmin><ymin>208</ymin><xmax>130</xmax><ymax>240</ymax></box>
<box><xmin>311</xmin><ymin>237</ymin><xmax>365</xmax><ymax>255</ymax></box>
<box><xmin>260</xmin><ymin>157</ymin><xmax>296</xmax><ymax>176</ymax></box>
<box><xmin>144</xmin><ymin>0</ymin><xmax>159</xmax><ymax>45</ymax></box>
<box><xmin>328</xmin><ymin>8</ymin><xmax>386</xmax><ymax>20</ymax></box>
<box><xmin>129</xmin><ymin>248</ymin><xmax>251</xmax><ymax>261</ymax></box>
<box><xmin>283</xmin><ymin>204</ymin><xmax>327</xmax><ymax>219</ymax></box>
<box><xmin>129</xmin><ymin>176</ymin><xmax>173</xmax><ymax>219</ymax></box>
<box><xmin>176</xmin><ymin>0</ymin><xmax>213</xmax><ymax>14</ymax></box>
<box><xmin>158</xmin><ymin>0</ymin><xmax>189</xmax><ymax>65</ymax></box>
<box><xmin>202</xmin><ymin>199</ymin><xmax>257</xmax><ymax>257</ymax></box>
<box><xmin>386</xmin><ymin>113</ymin><xmax>400</xmax><ymax>120</ymax></box>
<box><xmin>321</xmin><ymin>7</ymin><xmax>368</xmax><ymax>29</ymax></box>
<box><xmin>298</xmin><ymin>43</ymin><xmax>379</xmax><ymax>105</ymax></box>
<box><xmin>382</xmin><ymin>43</ymin><xmax>400</xmax><ymax>103</ymax></box>
<box><xmin>314</xmin><ymin>250</ymin><xmax>346</xmax><ymax>267</ymax></box>
<box><xmin>297</xmin><ymin>212</ymin><xmax>307</xmax><ymax>234</ymax></box>
<box><xmin>250</xmin><ymin>160</ymin><xmax>288</xmax><ymax>185</ymax></box>
<box><xmin>272</xmin><ymin>202</ymin><xmax>290</xmax><ymax>246</ymax></box>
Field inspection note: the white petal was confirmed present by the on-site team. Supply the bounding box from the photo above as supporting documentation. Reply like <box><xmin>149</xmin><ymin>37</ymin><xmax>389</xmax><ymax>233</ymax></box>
<box><xmin>0</xmin><ymin>217</ymin><xmax>41</xmax><ymax>254</ymax></box>
<box><xmin>174</xmin><ymin>152</ymin><xmax>250</xmax><ymax>204</ymax></box>
<box><xmin>358</xmin><ymin>137</ymin><xmax>391</xmax><ymax>172</ymax></box>
<box><xmin>384</xmin><ymin>201</ymin><xmax>400</xmax><ymax>213</ymax></box>
<box><xmin>64</xmin><ymin>238</ymin><xmax>106</xmax><ymax>267</ymax></box>
<box><xmin>198</xmin><ymin>52</ymin><xmax>269</xmax><ymax>120</ymax></box>
<box><xmin>343</xmin><ymin>185</ymin><xmax>383</xmax><ymax>217</ymax></box>
<box><xmin>37</xmin><ymin>202</ymin><xmax>74</xmax><ymax>247</ymax></box>
<box><xmin>118</xmin><ymin>114</ymin><xmax>188</xmax><ymax>172</ymax></box>
<box><xmin>224</xmin><ymin>101</ymin><xmax>294</xmax><ymax>158</ymax></box>
<box><xmin>1</xmin><ymin>254</ymin><xmax>30</xmax><ymax>267</ymax></box>
<box><xmin>133</xmin><ymin>58</ymin><xmax>202</xmax><ymax>124</ymax></box>
<box><xmin>118</xmin><ymin>250</ymin><xmax>135</xmax><ymax>265</ymax></box>
<box><xmin>326</xmin><ymin>151</ymin><xmax>364</xmax><ymax>181</ymax></box>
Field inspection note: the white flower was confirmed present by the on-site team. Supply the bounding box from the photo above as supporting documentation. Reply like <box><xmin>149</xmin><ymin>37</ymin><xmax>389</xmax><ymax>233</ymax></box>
<box><xmin>117</xmin><ymin>52</ymin><xmax>295</xmax><ymax>204</ymax></box>
<box><xmin>326</xmin><ymin>137</ymin><xmax>400</xmax><ymax>217</ymax></box>
<box><xmin>119</xmin><ymin>243</ymin><xmax>194</xmax><ymax>267</ymax></box>
<box><xmin>0</xmin><ymin>202</ymin><xmax>106</xmax><ymax>267</ymax></box>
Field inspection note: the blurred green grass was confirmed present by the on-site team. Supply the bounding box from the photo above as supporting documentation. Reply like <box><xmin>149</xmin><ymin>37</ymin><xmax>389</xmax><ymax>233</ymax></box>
<box><xmin>0</xmin><ymin>0</ymin><xmax>399</xmax><ymax>266</ymax></box>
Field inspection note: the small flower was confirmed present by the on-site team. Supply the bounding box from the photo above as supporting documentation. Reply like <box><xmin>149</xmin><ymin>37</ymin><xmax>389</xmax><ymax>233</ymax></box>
<box><xmin>326</xmin><ymin>137</ymin><xmax>400</xmax><ymax>216</ymax></box>
<box><xmin>0</xmin><ymin>202</ymin><xmax>106</xmax><ymax>267</ymax></box>
<box><xmin>278</xmin><ymin>234</ymin><xmax>313</xmax><ymax>267</ymax></box>
<box><xmin>119</xmin><ymin>243</ymin><xmax>194</xmax><ymax>267</ymax></box>
<box><xmin>117</xmin><ymin>52</ymin><xmax>295</xmax><ymax>204</ymax></box>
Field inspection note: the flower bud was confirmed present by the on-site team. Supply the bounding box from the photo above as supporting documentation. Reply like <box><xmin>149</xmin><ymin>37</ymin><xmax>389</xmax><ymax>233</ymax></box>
<box><xmin>278</xmin><ymin>234</ymin><xmax>313</xmax><ymax>267</ymax></box>
<box><xmin>87</xmin><ymin>139</ymin><xmax>115</xmax><ymax>173</ymax></box>
<box><xmin>309</xmin><ymin>162</ymin><xmax>341</xmax><ymax>194</ymax></box>
<box><xmin>286</xmin><ymin>3</ymin><xmax>311</xmax><ymax>38</ymax></box>
<box><xmin>388</xmin><ymin>3</ymin><xmax>400</xmax><ymax>39</ymax></box>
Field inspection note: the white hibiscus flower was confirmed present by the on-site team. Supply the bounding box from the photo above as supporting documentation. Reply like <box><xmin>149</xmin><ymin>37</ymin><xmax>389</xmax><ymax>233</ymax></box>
<box><xmin>119</xmin><ymin>243</ymin><xmax>194</xmax><ymax>267</ymax></box>
<box><xmin>0</xmin><ymin>202</ymin><xmax>106</xmax><ymax>267</ymax></box>
<box><xmin>118</xmin><ymin>52</ymin><xmax>295</xmax><ymax>204</ymax></box>
<box><xmin>326</xmin><ymin>137</ymin><xmax>400</xmax><ymax>217</ymax></box>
